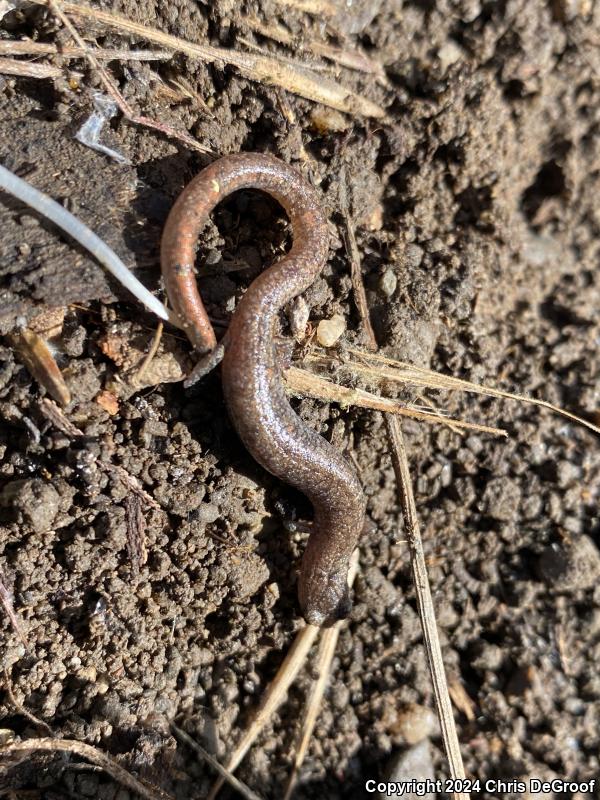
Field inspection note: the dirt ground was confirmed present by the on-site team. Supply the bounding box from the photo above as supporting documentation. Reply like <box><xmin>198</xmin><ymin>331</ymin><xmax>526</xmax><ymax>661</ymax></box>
<box><xmin>1</xmin><ymin>1</ymin><xmax>600</xmax><ymax>798</ymax></box>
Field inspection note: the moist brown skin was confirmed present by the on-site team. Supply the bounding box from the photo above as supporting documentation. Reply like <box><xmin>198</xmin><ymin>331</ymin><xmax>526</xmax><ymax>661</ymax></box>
<box><xmin>161</xmin><ymin>152</ymin><xmax>366</xmax><ymax>627</ymax></box>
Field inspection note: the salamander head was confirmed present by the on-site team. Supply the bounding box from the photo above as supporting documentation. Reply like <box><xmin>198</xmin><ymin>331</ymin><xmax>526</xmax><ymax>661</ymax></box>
<box><xmin>299</xmin><ymin>565</ymin><xmax>352</xmax><ymax>628</ymax></box>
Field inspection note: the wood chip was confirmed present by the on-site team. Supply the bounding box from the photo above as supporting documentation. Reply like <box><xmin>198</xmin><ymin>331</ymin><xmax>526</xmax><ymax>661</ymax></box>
<box><xmin>9</xmin><ymin>329</ymin><xmax>71</xmax><ymax>406</ymax></box>
<box><xmin>95</xmin><ymin>390</ymin><xmax>119</xmax><ymax>415</ymax></box>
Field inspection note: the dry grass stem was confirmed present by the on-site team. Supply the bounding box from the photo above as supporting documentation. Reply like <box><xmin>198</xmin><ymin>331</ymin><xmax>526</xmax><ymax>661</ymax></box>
<box><xmin>385</xmin><ymin>415</ymin><xmax>469</xmax><ymax>800</ymax></box>
<box><xmin>206</xmin><ymin>623</ymin><xmax>320</xmax><ymax>799</ymax></box>
<box><xmin>3</xmin><ymin>671</ymin><xmax>53</xmax><ymax>736</ymax></box>
<box><xmin>171</xmin><ymin>724</ymin><xmax>263</xmax><ymax>800</ymax></box>
<box><xmin>415</xmin><ymin>394</ymin><xmax>465</xmax><ymax>436</ymax></box>
<box><xmin>283</xmin><ymin>550</ymin><xmax>360</xmax><ymax>800</ymax></box>
<box><xmin>344</xmin><ymin>347</ymin><xmax>600</xmax><ymax>436</ymax></box>
<box><xmin>285</xmin><ymin>366</ymin><xmax>507</xmax><ymax>437</ymax></box>
<box><xmin>0</xmin><ymin>571</ymin><xmax>28</xmax><ymax>650</ymax></box>
<box><xmin>271</xmin><ymin>0</ymin><xmax>338</xmax><ymax>15</ymax></box>
<box><xmin>47</xmin><ymin>0</ymin><xmax>212</xmax><ymax>154</ymax></box>
<box><xmin>133</xmin><ymin>322</ymin><xmax>164</xmax><ymax>386</ymax></box>
<box><xmin>125</xmin><ymin>494</ymin><xmax>148</xmax><ymax>574</ymax></box>
<box><xmin>0</xmin><ymin>57</ymin><xmax>62</xmax><ymax>79</ymax></box>
<box><xmin>244</xmin><ymin>16</ymin><xmax>385</xmax><ymax>78</ymax></box>
<box><xmin>339</xmin><ymin>172</ymin><xmax>378</xmax><ymax>351</ymax></box>
<box><xmin>37</xmin><ymin>400</ymin><xmax>160</xmax><ymax>510</ymax></box>
<box><xmin>236</xmin><ymin>35</ymin><xmax>331</xmax><ymax>74</ymax></box>
<box><xmin>0</xmin><ymin>739</ymin><xmax>172</xmax><ymax>800</ymax></box>
<box><xmin>0</xmin><ymin>40</ymin><xmax>172</xmax><ymax>61</ymax></box>
<box><xmin>30</xmin><ymin>1</ymin><xmax>384</xmax><ymax>118</ymax></box>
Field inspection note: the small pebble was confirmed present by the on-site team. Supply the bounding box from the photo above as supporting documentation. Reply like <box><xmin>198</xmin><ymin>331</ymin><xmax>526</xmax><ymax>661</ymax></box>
<box><xmin>0</xmin><ymin>478</ymin><xmax>60</xmax><ymax>532</ymax></box>
<box><xmin>389</xmin><ymin>703</ymin><xmax>436</xmax><ymax>745</ymax></box>
<box><xmin>537</xmin><ymin>535</ymin><xmax>600</xmax><ymax>591</ymax></box>
<box><xmin>379</xmin><ymin>269</ymin><xmax>397</xmax><ymax>298</ymax></box>
<box><xmin>382</xmin><ymin>740</ymin><xmax>435</xmax><ymax>799</ymax></box>
<box><xmin>310</xmin><ymin>107</ymin><xmax>350</xmax><ymax>133</ymax></box>
<box><xmin>77</xmin><ymin>665</ymin><xmax>98</xmax><ymax>683</ymax></box>
<box><xmin>404</xmin><ymin>243</ymin><xmax>424</xmax><ymax>268</ymax></box>
<box><xmin>438</xmin><ymin>41</ymin><xmax>463</xmax><ymax>71</ymax></box>
<box><xmin>317</xmin><ymin>314</ymin><xmax>346</xmax><ymax>347</ymax></box>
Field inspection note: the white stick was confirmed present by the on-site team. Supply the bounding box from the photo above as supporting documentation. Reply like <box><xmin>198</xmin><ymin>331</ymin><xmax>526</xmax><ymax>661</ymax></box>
<box><xmin>0</xmin><ymin>163</ymin><xmax>180</xmax><ymax>326</ymax></box>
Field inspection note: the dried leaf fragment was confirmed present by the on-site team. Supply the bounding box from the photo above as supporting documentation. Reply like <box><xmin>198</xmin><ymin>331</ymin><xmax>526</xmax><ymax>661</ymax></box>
<box><xmin>9</xmin><ymin>329</ymin><xmax>71</xmax><ymax>406</ymax></box>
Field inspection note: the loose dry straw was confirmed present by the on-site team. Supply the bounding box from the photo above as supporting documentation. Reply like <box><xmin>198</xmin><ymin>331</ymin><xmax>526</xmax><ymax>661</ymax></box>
<box><xmin>30</xmin><ymin>1</ymin><xmax>384</xmax><ymax>118</ymax></box>
<box><xmin>0</xmin><ymin>56</ymin><xmax>62</xmax><ymax>79</ymax></box>
<box><xmin>343</xmin><ymin>347</ymin><xmax>600</xmax><ymax>436</ymax></box>
<box><xmin>244</xmin><ymin>15</ymin><xmax>385</xmax><ymax>79</ymax></box>
<box><xmin>385</xmin><ymin>416</ymin><xmax>469</xmax><ymax>800</ymax></box>
<box><xmin>171</xmin><ymin>725</ymin><xmax>262</xmax><ymax>800</ymax></box>
<box><xmin>283</xmin><ymin>551</ymin><xmax>360</xmax><ymax>798</ymax></box>
<box><xmin>285</xmin><ymin>366</ymin><xmax>507</xmax><ymax>437</ymax></box>
<box><xmin>0</xmin><ymin>40</ymin><xmax>172</xmax><ymax>61</ymax></box>
<box><xmin>206</xmin><ymin>624</ymin><xmax>320</xmax><ymax>799</ymax></box>
<box><xmin>207</xmin><ymin>552</ymin><xmax>360</xmax><ymax>799</ymax></box>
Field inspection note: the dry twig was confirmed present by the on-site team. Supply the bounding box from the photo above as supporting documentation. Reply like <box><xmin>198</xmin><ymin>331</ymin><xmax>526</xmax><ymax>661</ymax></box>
<box><xmin>385</xmin><ymin>415</ymin><xmax>469</xmax><ymax>800</ymax></box>
<box><xmin>0</xmin><ymin>739</ymin><xmax>172</xmax><ymax>800</ymax></box>
<box><xmin>171</xmin><ymin>725</ymin><xmax>263</xmax><ymax>800</ymax></box>
<box><xmin>30</xmin><ymin>1</ymin><xmax>385</xmax><ymax>118</ymax></box>
<box><xmin>2</xmin><ymin>671</ymin><xmax>53</xmax><ymax>736</ymax></box>
<box><xmin>339</xmin><ymin>169</ymin><xmax>378</xmax><ymax>351</ymax></box>
<box><xmin>206</xmin><ymin>624</ymin><xmax>320</xmax><ymax>799</ymax></box>
<box><xmin>47</xmin><ymin>0</ymin><xmax>212</xmax><ymax>154</ymax></box>
<box><xmin>283</xmin><ymin>550</ymin><xmax>360</xmax><ymax>799</ymax></box>
<box><xmin>0</xmin><ymin>57</ymin><xmax>62</xmax><ymax>79</ymax></box>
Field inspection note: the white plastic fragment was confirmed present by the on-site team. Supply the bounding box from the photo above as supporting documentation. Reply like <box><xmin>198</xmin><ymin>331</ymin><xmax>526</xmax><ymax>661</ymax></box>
<box><xmin>0</xmin><ymin>163</ymin><xmax>176</xmax><ymax>324</ymax></box>
<box><xmin>75</xmin><ymin>92</ymin><xmax>130</xmax><ymax>165</ymax></box>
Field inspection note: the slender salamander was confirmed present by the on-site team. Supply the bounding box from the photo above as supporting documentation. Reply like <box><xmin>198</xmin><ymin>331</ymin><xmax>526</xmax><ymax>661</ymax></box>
<box><xmin>161</xmin><ymin>152</ymin><xmax>366</xmax><ymax>627</ymax></box>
